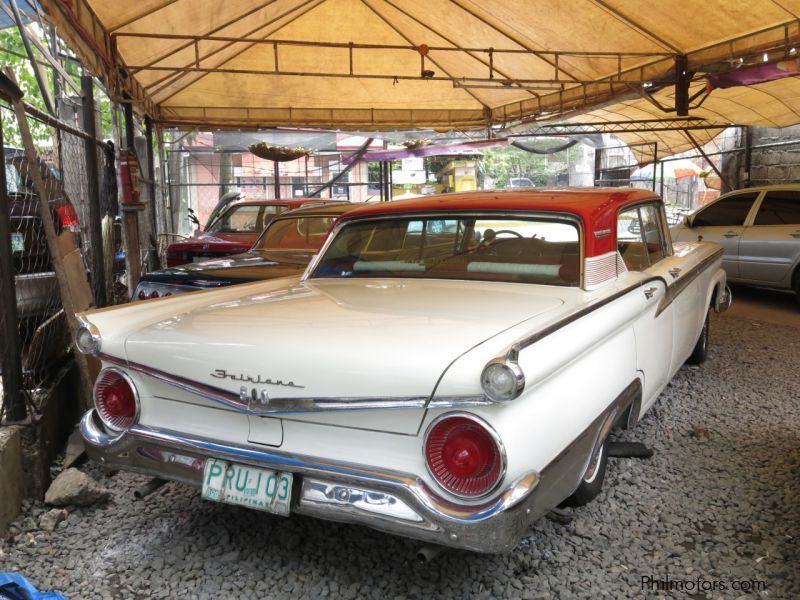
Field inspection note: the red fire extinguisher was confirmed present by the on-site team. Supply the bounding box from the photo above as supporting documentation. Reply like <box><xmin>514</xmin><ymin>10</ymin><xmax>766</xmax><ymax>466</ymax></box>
<box><xmin>120</xmin><ymin>149</ymin><xmax>141</xmax><ymax>205</ymax></box>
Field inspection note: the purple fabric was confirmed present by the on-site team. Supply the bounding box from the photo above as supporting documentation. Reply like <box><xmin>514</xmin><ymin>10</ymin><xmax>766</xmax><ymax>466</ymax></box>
<box><xmin>707</xmin><ymin>58</ymin><xmax>800</xmax><ymax>89</ymax></box>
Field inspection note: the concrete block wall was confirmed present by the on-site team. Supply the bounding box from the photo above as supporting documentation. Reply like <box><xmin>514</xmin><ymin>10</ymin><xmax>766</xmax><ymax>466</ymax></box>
<box><xmin>748</xmin><ymin>125</ymin><xmax>800</xmax><ymax>187</ymax></box>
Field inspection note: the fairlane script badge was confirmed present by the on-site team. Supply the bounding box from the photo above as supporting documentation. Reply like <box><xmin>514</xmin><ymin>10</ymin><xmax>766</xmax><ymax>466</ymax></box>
<box><xmin>211</xmin><ymin>369</ymin><xmax>304</xmax><ymax>389</ymax></box>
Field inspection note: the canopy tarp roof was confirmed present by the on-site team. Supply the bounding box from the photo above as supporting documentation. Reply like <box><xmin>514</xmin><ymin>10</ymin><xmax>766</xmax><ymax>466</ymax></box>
<box><xmin>40</xmin><ymin>0</ymin><xmax>800</xmax><ymax>160</ymax></box>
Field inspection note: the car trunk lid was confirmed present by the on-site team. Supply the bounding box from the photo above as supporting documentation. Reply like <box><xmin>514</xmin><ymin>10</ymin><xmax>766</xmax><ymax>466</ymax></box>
<box><xmin>124</xmin><ymin>278</ymin><xmax>564</xmax><ymax>434</ymax></box>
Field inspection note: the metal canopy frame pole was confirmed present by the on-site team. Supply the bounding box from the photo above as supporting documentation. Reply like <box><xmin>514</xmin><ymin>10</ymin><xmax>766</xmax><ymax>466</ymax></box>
<box><xmin>652</xmin><ymin>142</ymin><xmax>658</xmax><ymax>192</ymax></box>
<box><xmin>743</xmin><ymin>126</ymin><xmax>752</xmax><ymax>188</ymax></box>
<box><xmin>273</xmin><ymin>161</ymin><xmax>281</xmax><ymax>199</ymax></box>
<box><xmin>81</xmin><ymin>74</ymin><xmax>106</xmax><ymax>307</ymax></box>
<box><xmin>144</xmin><ymin>115</ymin><xmax>160</xmax><ymax>267</ymax></box>
<box><xmin>8</xmin><ymin>0</ymin><xmax>54</xmax><ymax>115</ymax></box>
<box><xmin>121</xmin><ymin>98</ymin><xmax>142</xmax><ymax>293</ymax></box>
<box><xmin>683</xmin><ymin>129</ymin><xmax>731</xmax><ymax>191</ymax></box>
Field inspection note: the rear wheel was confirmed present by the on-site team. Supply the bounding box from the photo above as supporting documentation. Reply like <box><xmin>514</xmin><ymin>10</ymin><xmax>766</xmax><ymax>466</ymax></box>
<box><xmin>686</xmin><ymin>314</ymin><xmax>709</xmax><ymax>365</ymax></box>
<box><xmin>563</xmin><ymin>437</ymin><xmax>609</xmax><ymax>507</ymax></box>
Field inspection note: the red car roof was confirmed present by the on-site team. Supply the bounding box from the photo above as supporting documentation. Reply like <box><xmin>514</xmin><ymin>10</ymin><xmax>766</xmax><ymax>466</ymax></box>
<box><xmin>340</xmin><ymin>188</ymin><xmax>660</xmax><ymax>257</ymax></box>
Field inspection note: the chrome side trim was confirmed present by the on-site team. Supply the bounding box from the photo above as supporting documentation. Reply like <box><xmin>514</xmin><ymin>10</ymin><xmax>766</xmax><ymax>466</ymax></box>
<box><xmin>507</xmin><ymin>245</ymin><xmax>724</xmax><ymax>357</ymax></box>
<box><xmin>99</xmin><ymin>353</ymin><xmax>473</xmax><ymax>414</ymax></box>
<box><xmin>655</xmin><ymin>246</ymin><xmax>724</xmax><ymax>317</ymax></box>
<box><xmin>507</xmin><ymin>281</ymin><xmax>642</xmax><ymax>359</ymax></box>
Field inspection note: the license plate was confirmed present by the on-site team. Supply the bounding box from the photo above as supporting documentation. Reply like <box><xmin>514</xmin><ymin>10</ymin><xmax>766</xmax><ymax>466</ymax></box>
<box><xmin>201</xmin><ymin>459</ymin><xmax>292</xmax><ymax>516</ymax></box>
<box><xmin>10</xmin><ymin>232</ymin><xmax>23</xmax><ymax>253</ymax></box>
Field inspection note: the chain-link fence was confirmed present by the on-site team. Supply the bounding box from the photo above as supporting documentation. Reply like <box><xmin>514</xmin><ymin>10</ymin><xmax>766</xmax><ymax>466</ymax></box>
<box><xmin>0</xmin><ymin>99</ymin><xmax>112</xmax><ymax>421</ymax></box>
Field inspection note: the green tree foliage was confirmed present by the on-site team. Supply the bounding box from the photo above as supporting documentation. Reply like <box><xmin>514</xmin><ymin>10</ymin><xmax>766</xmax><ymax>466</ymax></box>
<box><xmin>0</xmin><ymin>25</ymin><xmax>114</xmax><ymax>149</ymax></box>
<box><xmin>0</xmin><ymin>26</ymin><xmax>52</xmax><ymax>148</ymax></box>
<box><xmin>483</xmin><ymin>140</ymin><xmax>586</xmax><ymax>188</ymax></box>
<box><xmin>483</xmin><ymin>146</ymin><xmax>547</xmax><ymax>188</ymax></box>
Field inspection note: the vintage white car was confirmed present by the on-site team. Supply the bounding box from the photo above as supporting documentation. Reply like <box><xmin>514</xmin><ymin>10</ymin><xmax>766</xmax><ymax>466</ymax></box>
<box><xmin>77</xmin><ymin>189</ymin><xmax>731</xmax><ymax>553</ymax></box>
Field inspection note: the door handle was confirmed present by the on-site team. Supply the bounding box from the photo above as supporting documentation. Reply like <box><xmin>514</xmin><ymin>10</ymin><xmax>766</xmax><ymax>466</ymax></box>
<box><xmin>644</xmin><ymin>286</ymin><xmax>658</xmax><ymax>299</ymax></box>
<box><xmin>668</xmin><ymin>267</ymin><xmax>681</xmax><ymax>279</ymax></box>
<box><xmin>791</xmin><ymin>231</ymin><xmax>800</xmax><ymax>238</ymax></box>
<box><xmin>722</xmin><ymin>231</ymin><xmax>739</xmax><ymax>238</ymax></box>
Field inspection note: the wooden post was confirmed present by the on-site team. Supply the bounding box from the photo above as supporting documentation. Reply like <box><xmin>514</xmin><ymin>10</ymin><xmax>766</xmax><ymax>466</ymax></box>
<box><xmin>5</xmin><ymin>69</ymin><xmax>94</xmax><ymax>410</ymax></box>
<box><xmin>0</xmin><ymin>116</ymin><xmax>25</xmax><ymax>422</ymax></box>
<box><xmin>81</xmin><ymin>74</ymin><xmax>106</xmax><ymax>307</ymax></box>
<box><xmin>273</xmin><ymin>161</ymin><xmax>281</xmax><ymax>198</ymax></box>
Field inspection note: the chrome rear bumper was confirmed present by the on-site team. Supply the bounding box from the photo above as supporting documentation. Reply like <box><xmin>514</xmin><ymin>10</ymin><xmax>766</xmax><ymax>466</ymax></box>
<box><xmin>80</xmin><ymin>407</ymin><xmax>603</xmax><ymax>552</ymax></box>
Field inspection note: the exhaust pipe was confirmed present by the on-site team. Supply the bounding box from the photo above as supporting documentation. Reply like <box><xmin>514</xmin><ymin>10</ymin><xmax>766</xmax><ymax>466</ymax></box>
<box><xmin>416</xmin><ymin>543</ymin><xmax>446</xmax><ymax>563</ymax></box>
<box><xmin>134</xmin><ymin>477</ymin><xmax>167</xmax><ymax>500</ymax></box>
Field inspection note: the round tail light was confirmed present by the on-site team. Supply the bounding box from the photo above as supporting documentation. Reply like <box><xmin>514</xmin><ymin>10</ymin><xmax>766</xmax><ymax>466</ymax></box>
<box><xmin>424</xmin><ymin>414</ymin><xmax>504</xmax><ymax>498</ymax></box>
<box><xmin>149</xmin><ymin>290</ymin><xmax>160</xmax><ymax>298</ymax></box>
<box><xmin>95</xmin><ymin>369</ymin><xmax>139</xmax><ymax>431</ymax></box>
<box><xmin>137</xmin><ymin>290</ymin><xmax>147</xmax><ymax>300</ymax></box>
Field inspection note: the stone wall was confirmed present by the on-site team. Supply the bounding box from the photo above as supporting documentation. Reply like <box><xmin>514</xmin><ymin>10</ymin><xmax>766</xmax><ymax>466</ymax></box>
<box><xmin>748</xmin><ymin>125</ymin><xmax>800</xmax><ymax>187</ymax></box>
<box><xmin>721</xmin><ymin>125</ymin><xmax>800</xmax><ymax>191</ymax></box>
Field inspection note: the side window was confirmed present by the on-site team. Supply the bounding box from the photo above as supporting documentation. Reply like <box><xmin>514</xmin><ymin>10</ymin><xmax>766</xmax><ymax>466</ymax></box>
<box><xmin>640</xmin><ymin>205</ymin><xmax>666</xmax><ymax>265</ymax></box>
<box><xmin>617</xmin><ymin>204</ymin><xmax>666</xmax><ymax>271</ymax></box>
<box><xmin>753</xmin><ymin>191</ymin><xmax>800</xmax><ymax>225</ymax></box>
<box><xmin>617</xmin><ymin>206</ymin><xmax>649</xmax><ymax>271</ymax></box>
<box><xmin>692</xmin><ymin>192</ymin><xmax>759</xmax><ymax>227</ymax></box>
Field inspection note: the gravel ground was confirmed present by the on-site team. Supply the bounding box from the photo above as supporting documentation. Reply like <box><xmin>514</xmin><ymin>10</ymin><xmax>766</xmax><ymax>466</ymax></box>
<box><xmin>1</xmin><ymin>313</ymin><xmax>798</xmax><ymax>599</ymax></box>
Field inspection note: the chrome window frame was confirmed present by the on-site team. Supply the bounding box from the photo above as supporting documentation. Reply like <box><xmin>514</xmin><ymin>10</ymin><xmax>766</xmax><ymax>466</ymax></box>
<box><xmin>616</xmin><ymin>200</ymin><xmax>671</xmax><ymax>270</ymax></box>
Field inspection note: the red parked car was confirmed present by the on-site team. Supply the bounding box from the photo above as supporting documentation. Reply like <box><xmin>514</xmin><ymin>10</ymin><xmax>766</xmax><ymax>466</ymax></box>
<box><xmin>165</xmin><ymin>198</ymin><xmax>340</xmax><ymax>267</ymax></box>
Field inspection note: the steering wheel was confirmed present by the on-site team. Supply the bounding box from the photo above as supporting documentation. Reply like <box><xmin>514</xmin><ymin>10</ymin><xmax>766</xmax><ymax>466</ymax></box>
<box><xmin>476</xmin><ymin>229</ymin><xmax>523</xmax><ymax>255</ymax></box>
<box><xmin>492</xmin><ymin>230</ymin><xmax>523</xmax><ymax>238</ymax></box>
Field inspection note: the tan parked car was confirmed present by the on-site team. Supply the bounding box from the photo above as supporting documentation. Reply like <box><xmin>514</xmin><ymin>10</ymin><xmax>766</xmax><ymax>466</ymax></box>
<box><xmin>670</xmin><ymin>185</ymin><xmax>800</xmax><ymax>301</ymax></box>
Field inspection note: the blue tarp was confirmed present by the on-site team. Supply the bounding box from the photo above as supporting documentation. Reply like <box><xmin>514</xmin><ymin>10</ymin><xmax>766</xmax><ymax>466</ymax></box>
<box><xmin>0</xmin><ymin>573</ymin><xmax>68</xmax><ymax>600</ymax></box>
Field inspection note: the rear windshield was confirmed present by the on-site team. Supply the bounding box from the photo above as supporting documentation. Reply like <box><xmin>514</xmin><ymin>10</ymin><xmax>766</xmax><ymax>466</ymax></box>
<box><xmin>311</xmin><ymin>215</ymin><xmax>581</xmax><ymax>286</ymax></box>
<box><xmin>209</xmin><ymin>204</ymin><xmax>282</xmax><ymax>233</ymax></box>
<box><xmin>256</xmin><ymin>216</ymin><xmax>336</xmax><ymax>251</ymax></box>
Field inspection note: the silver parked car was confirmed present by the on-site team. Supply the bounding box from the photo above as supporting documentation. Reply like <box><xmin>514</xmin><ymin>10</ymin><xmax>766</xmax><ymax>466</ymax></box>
<box><xmin>670</xmin><ymin>185</ymin><xmax>800</xmax><ymax>301</ymax></box>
